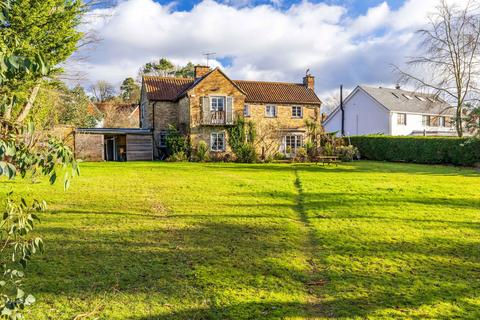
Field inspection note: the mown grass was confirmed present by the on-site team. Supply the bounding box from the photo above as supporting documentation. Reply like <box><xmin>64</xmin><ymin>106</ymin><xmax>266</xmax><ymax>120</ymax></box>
<box><xmin>0</xmin><ymin>161</ymin><xmax>478</xmax><ymax>319</ymax></box>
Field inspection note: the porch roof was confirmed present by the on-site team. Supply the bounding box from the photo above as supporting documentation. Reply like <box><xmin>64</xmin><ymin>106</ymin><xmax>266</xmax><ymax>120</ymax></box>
<box><xmin>75</xmin><ymin>128</ymin><xmax>152</xmax><ymax>135</ymax></box>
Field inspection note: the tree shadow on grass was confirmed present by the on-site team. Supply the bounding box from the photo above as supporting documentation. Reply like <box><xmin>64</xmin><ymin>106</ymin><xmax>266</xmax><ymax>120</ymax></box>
<box><xmin>29</xmin><ymin>219</ymin><xmax>314</xmax><ymax>307</ymax></box>
<box><xmin>28</xmin><ymin>206</ymin><xmax>480</xmax><ymax>319</ymax></box>
<box><xmin>130</xmin><ymin>301</ymin><xmax>319</xmax><ymax>320</ymax></box>
<box><xmin>209</xmin><ymin>161</ymin><xmax>479</xmax><ymax>177</ymax></box>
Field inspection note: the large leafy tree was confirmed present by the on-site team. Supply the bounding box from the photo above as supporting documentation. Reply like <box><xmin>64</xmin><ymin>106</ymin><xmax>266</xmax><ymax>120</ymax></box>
<box><xmin>0</xmin><ymin>0</ymin><xmax>84</xmax><ymax>123</ymax></box>
<box><xmin>25</xmin><ymin>81</ymin><xmax>100</xmax><ymax>129</ymax></box>
<box><xmin>0</xmin><ymin>1</ymin><xmax>81</xmax><ymax>317</ymax></box>
<box><xmin>120</xmin><ymin>77</ymin><xmax>140</xmax><ymax>103</ymax></box>
<box><xmin>139</xmin><ymin>58</ymin><xmax>195</xmax><ymax>78</ymax></box>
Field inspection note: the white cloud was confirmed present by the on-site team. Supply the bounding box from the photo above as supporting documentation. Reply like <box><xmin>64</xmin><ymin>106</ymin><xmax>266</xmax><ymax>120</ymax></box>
<box><xmin>67</xmin><ymin>0</ymin><xmax>470</xmax><ymax>100</ymax></box>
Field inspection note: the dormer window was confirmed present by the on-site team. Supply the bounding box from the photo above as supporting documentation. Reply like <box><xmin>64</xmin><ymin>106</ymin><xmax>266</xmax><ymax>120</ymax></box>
<box><xmin>391</xmin><ymin>92</ymin><xmax>400</xmax><ymax>98</ymax></box>
<box><xmin>403</xmin><ymin>94</ymin><xmax>413</xmax><ymax>100</ymax></box>
<box><xmin>416</xmin><ymin>96</ymin><xmax>426</xmax><ymax>101</ymax></box>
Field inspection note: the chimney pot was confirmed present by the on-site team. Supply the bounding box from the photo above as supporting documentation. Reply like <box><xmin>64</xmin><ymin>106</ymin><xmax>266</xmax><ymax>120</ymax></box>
<box><xmin>194</xmin><ymin>65</ymin><xmax>211</xmax><ymax>79</ymax></box>
<box><xmin>395</xmin><ymin>84</ymin><xmax>401</xmax><ymax>90</ymax></box>
<box><xmin>303</xmin><ymin>74</ymin><xmax>315</xmax><ymax>91</ymax></box>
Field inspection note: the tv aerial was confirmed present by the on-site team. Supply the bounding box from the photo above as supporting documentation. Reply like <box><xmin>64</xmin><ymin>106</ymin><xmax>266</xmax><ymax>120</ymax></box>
<box><xmin>203</xmin><ymin>52</ymin><xmax>216</xmax><ymax>66</ymax></box>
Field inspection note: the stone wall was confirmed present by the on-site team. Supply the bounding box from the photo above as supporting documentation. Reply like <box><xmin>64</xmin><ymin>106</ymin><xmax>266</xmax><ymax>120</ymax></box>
<box><xmin>187</xmin><ymin>69</ymin><xmax>246</xmax><ymax>157</ymax></box>
<box><xmin>245</xmin><ymin>103</ymin><xmax>319</xmax><ymax>129</ymax></box>
<box><xmin>75</xmin><ymin>133</ymin><xmax>104</xmax><ymax>161</ymax></box>
<box><xmin>142</xmin><ymin>68</ymin><xmax>322</xmax><ymax>159</ymax></box>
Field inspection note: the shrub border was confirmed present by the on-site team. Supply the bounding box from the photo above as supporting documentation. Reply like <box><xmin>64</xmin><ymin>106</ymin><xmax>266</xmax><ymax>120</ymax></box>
<box><xmin>346</xmin><ymin>135</ymin><xmax>480</xmax><ymax>166</ymax></box>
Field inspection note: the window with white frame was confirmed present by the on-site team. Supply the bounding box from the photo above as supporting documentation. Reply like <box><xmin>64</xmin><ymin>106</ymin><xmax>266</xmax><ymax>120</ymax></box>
<box><xmin>285</xmin><ymin>135</ymin><xmax>303</xmax><ymax>153</ymax></box>
<box><xmin>291</xmin><ymin>106</ymin><xmax>303</xmax><ymax>118</ymax></box>
<box><xmin>210</xmin><ymin>96</ymin><xmax>225</xmax><ymax>112</ymax></box>
<box><xmin>265</xmin><ymin>105</ymin><xmax>277</xmax><ymax>117</ymax></box>
<box><xmin>158</xmin><ymin>131</ymin><xmax>167</xmax><ymax>148</ymax></box>
<box><xmin>422</xmin><ymin>115</ymin><xmax>431</xmax><ymax>126</ymax></box>
<box><xmin>439</xmin><ymin>116</ymin><xmax>446</xmax><ymax>127</ymax></box>
<box><xmin>210</xmin><ymin>132</ymin><xmax>225</xmax><ymax>152</ymax></box>
<box><xmin>397</xmin><ymin>113</ymin><xmax>407</xmax><ymax>125</ymax></box>
<box><xmin>243</xmin><ymin>105</ymin><xmax>250</xmax><ymax>117</ymax></box>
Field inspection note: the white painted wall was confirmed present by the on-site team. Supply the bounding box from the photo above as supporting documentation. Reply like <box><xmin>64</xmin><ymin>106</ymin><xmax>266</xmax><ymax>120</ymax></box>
<box><xmin>391</xmin><ymin>112</ymin><xmax>457</xmax><ymax>135</ymax></box>
<box><xmin>324</xmin><ymin>88</ymin><xmax>390</xmax><ymax>136</ymax></box>
<box><xmin>391</xmin><ymin>113</ymin><xmax>421</xmax><ymax>136</ymax></box>
<box><xmin>324</xmin><ymin>88</ymin><xmax>459</xmax><ymax>136</ymax></box>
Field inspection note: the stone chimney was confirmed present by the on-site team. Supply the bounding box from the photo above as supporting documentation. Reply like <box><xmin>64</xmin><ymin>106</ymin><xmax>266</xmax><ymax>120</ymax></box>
<box><xmin>303</xmin><ymin>74</ymin><xmax>315</xmax><ymax>91</ymax></box>
<box><xmin>194</xmin><ymin>65</ymin><xmax>211</xmax><ymax>79</ymax></box>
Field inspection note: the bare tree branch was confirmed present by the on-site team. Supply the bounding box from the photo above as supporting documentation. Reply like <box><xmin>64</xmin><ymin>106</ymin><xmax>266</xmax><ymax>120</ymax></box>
<box><xmin>395</xmin><ymin>0</ymin><xmax>480</xmax><ymax>137</ymax></box>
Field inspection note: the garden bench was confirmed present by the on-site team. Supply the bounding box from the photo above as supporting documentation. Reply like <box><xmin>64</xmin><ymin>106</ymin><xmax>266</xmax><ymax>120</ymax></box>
<box><xmin>314</xmin><ymin>156</ymin><xmax>340</xmax><ymax>166</ymax></box>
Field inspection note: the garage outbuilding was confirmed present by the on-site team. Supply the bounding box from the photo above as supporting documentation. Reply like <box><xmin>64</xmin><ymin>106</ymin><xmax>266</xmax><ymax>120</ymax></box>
<box><xmin>75</xmin><ymin>128</ymin><xmax>153</xmax><ymax>161</ymax></box>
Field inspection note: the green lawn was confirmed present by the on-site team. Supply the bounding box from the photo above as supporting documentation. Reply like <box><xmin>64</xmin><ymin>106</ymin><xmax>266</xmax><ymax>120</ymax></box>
<box><xmin>1</xmin><ymin>161</ymin><xmax>479</xmax><ymax>319</ymax></box>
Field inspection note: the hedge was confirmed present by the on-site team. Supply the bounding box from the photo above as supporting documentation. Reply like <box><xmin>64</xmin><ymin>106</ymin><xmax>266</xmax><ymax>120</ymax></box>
<box><xmin>346</xmin><ymin>135</ymin><xmax>480</xmax><ymax>166</ymax></box>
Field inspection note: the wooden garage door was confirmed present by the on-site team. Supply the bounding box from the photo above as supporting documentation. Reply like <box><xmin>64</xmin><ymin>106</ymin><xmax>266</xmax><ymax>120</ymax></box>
<box><xmin>126</xmin><ymin>134</ymin><xmax>153</xmax><ymax>161</ymax></box>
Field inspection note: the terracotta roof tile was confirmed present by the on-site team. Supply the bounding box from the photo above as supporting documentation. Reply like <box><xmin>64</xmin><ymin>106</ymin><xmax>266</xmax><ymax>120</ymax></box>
<box><xmin>143</xmin><ymin>76</ymin><xmax>322</xmax><ymax>105</ymax></box>
<box><xmin>144</xmin><ymin>76</ymin><xmax>194</xmax><ymax>101</ymax></box>
<box><xmin>234</xmin><ymin>80</ymin><xmax>321</xmax><ymax>105</ymax></box>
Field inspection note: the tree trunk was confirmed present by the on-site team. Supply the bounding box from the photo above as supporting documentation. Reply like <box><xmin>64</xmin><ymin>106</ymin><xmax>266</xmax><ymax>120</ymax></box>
<box><xmin>15</xmin><ymin>84</ymin><xmax>41</xmax><ymax>124</ymax></box>
<box><xmin>456</xmin><ymin>103</ymin><xmax>463</xmax><ymax>137</ymax></box>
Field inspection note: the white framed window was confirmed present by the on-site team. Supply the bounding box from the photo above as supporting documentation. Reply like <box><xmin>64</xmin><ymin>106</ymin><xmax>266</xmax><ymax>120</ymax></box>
<box><xmin>439</xmin><ymin>116</ymin><xmax>446</xmax><ymax>127</ymax></box>
<box><xmin>422</xmin><ymin>115</ymin><xmax>431</xmax><ymax>126</ymax></box>
<box><xmin>284</xmin><ymin>134</ymin><xmax>303</xmax><ymax>152</ymax></box>
<box><xmin>265</xmin><ymin>105</ymin><xmax>277</xmax><ymax>117</ymax></box>
<box><xmin>243</xmin><ymin>105</ymin><xmax>250</xmax><ymax>117</ymax></box>
<box><xmin>210</xmin><ymin>96</ymin><xmax>225</xmax><ymax>112</ymax></box>
<box><xmin>158</xmin><ymin>131</ymin><xmax>167</xmax><ymax>148</ymax></box>
<box><xmin>397</xmin><ymin>113</ymin><xmax>407</xmax><ymax>125</ymax></box>
<box><xmin>210</xmin><ymin>132</ymin><xmax>225</xmax><ymax>152</ymax></box>
<box><xmin>291</xmin><ymin>106</ymin><xmax>303</xmax><ymax>118</ymax></box>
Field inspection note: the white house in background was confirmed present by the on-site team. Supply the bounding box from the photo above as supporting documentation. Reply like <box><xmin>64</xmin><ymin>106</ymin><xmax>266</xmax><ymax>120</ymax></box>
<box><xmin>323</xmin><ymin>85</ymin><xmax>457</xmax><ymax>136</ymax></box>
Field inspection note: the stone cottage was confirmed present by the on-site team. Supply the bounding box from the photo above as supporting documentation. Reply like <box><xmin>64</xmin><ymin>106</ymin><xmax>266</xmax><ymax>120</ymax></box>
<box><xmin>140</xmin><ymin>66</ymin><xmax>322</xmax><ymax>159</ymax></box>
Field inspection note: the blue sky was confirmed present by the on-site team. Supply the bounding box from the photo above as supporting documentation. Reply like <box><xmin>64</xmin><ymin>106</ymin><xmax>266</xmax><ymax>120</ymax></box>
<box><xmin>149</xmin><ymin>0</ymin><xmax>405</xmax><ymax>13</ymax></box>
<box><xmin>72</xmin><ymin>0</ymin><xmax>466</xmax><ymax>108</ymax></box>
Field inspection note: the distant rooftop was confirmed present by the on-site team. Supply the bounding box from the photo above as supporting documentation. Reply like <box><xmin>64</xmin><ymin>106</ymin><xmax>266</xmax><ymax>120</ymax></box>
<box><xmin>359</xmin><ymin>86</ymin><xmax>454</xmax><ymax>115</ymax></box>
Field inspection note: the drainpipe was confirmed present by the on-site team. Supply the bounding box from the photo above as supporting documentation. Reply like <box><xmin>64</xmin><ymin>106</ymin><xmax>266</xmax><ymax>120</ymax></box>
<box><xmin>152</xmin><ymin>102</ymin><xmax>157</xmax><ymax>131</ymax></box>
<box><xmin>340</xmin><ymin>85</ymin><xmax>345</xmax><ymax>136</ymax></box>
